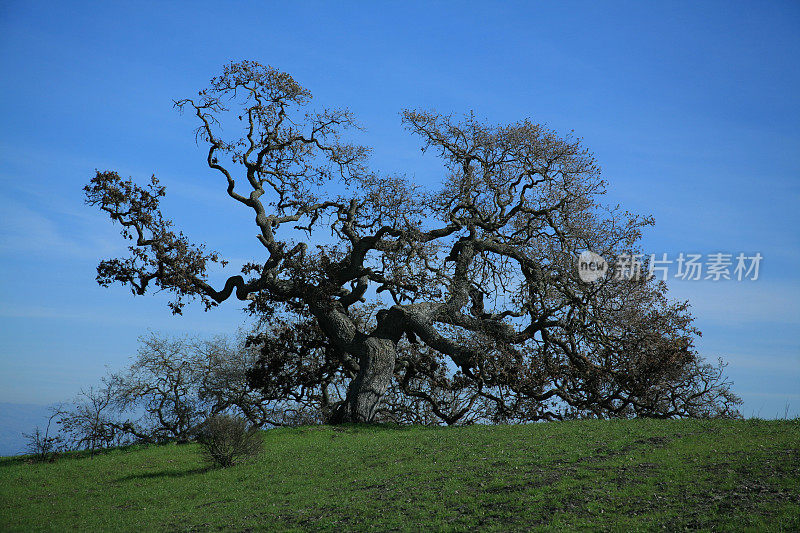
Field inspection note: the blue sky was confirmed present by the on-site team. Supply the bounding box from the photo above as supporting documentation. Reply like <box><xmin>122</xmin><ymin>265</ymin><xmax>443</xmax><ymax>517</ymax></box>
<box><xmin>0</xmin><ymin>1</ymin><xmax>798</xmax><ymax>418</ymax></box>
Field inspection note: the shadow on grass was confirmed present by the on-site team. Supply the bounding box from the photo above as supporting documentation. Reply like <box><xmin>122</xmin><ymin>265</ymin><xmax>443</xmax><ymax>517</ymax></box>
<box><xmin>292</xmin><ymin>423</ymin><xmax>425</xmax><ymax>434</ymax></box>
<box><xmin>0</xmin><ymin>442</ymin><xmax>168</xmax><ymax>468</ymax></box>
<box><xmin>115</xmin><ymin>466</ymin><xmax>210</xmax><ymax>482</ymax></box>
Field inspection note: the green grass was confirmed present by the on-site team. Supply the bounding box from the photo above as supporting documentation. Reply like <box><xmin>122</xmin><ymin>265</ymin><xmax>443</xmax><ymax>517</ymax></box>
<box><xmin>1</xmin><ymin>419</ymin><xmax>798</xmax><ymax>531</ymax></box>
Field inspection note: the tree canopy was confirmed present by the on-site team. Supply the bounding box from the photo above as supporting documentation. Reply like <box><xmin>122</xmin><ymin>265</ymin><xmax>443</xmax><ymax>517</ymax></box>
<box><xmin>86</xmin><ymin>60</ymin><xmax>740</xmax><ymax>424</ymax></box>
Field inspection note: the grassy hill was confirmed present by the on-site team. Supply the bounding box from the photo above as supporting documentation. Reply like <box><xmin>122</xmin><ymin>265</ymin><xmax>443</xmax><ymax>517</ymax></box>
<box><xmin>1</xmin><ymin>419</ymin><xmax>798</xmax><ymax>531</ymax></box>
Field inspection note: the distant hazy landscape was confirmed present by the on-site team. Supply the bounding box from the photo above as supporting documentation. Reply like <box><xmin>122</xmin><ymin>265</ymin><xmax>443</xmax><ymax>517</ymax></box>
<box><xmin>0</xmin><ymin>403</ymin><xmax>52</xmax><ymax>456</ymax></box>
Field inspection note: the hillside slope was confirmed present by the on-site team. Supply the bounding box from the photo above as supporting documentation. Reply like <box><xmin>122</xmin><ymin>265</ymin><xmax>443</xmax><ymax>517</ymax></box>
<box><xmin>1</xmin><ymin>419</ymin><xmax>798</xmax><ymax>531</ymax></box>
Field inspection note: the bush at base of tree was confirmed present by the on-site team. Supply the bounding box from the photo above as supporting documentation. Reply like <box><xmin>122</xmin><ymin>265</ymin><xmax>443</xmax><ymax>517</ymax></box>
<box><xmin>198</xmin><ymin>415</ymin><xmax>264</xmax><ymax>468</ymax></box>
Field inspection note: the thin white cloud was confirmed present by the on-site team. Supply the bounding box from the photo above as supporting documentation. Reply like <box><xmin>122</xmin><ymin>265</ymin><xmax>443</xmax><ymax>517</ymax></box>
<box><xmin>0</xmin><ymin>302</ymin><xmax>250</xmax><ymax>333</ymax></box>
<box><xmin>666</xmin><ymin>280</ymin><xmax>800</xmax><ymax>325</ymax></box>
<box><xmin>0</xmin><ymin>197</ymin><xmax>122</xmax><ymax>260</ymax></box>
<box><xmin>721</xmin><ymin>351</ymin><xmax>800</xmax><ymax>371</ymax></box>
<box><xmin>743</xmin><ymin>392</ymin><xmax>800</xmax><ymax>399</ymax></box>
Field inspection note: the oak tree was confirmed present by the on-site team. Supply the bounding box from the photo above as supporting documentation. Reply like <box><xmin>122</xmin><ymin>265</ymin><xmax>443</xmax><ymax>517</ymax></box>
<box><xmin>86</xmin><ymin>61</ymin><xmax>740</xmax><ymax>423</ymax></box>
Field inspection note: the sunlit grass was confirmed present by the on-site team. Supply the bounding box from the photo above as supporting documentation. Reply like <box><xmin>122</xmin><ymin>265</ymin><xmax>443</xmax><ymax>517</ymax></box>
<box><xmin>1</xmin><ymin>419</ymin><xmax>798</xmax><ymax>531</ymax></box>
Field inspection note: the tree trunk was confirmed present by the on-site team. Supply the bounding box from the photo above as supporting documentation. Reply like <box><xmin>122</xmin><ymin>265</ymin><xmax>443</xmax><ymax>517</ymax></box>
<box><xmin>312</xmin><ymin>301</ymin><xmax>403</xmax><ymax>424</ymax></box>
<box><xmin>332</xmin><ymin>336</ymin><xmax>396</xmax><ymax>423</ymax></box>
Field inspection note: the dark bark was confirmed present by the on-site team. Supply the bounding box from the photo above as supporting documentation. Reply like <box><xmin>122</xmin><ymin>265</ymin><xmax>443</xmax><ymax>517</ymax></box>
<box><xmin>315</xmin><ymin>304</ymin><xmax>404</xmax><ymax>423</ymax></box>
<box><xmin>332</xmin><ymin>336</ymin><xmax>397</xmax><ymax>423</ymax></box>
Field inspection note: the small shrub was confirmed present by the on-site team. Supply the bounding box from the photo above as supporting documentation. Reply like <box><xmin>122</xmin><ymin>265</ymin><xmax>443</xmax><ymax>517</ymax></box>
<box><xmin>198</xmin><ymin>415</ymin><xmax>263</xmax><ymax>468</ymax></box>
<box><xmin>23</xmin><ymin>408</ymin><xmax>64</xmax><ymax>463</ymax></box>
<box><xmin>23</xmin><ymin>426</ymin><xmax>63</xmax><ymax>463</ymax></box>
